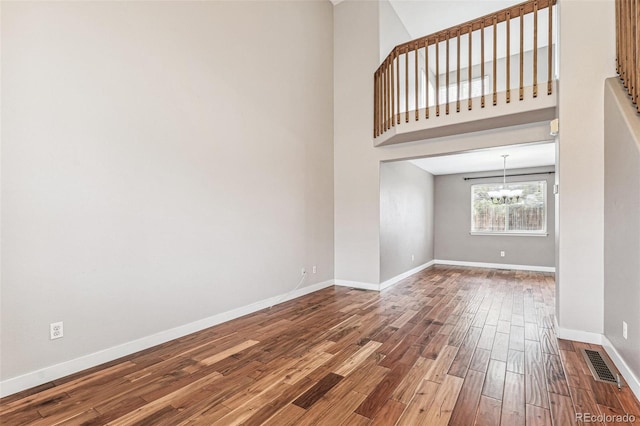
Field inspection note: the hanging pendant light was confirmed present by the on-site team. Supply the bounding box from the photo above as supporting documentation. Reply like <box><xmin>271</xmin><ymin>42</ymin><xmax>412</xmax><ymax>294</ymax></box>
<box><xmin>487</xmin><ymin>155</ymin><xmax>523</xmax><ymax>204</ymax></box>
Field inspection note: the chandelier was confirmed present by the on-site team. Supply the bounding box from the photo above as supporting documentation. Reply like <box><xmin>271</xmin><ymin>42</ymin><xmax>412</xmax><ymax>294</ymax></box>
<box><xmin>487</xmin><ymin>155</ymin><xmax>523</xmax><ymax>204</ymax></box>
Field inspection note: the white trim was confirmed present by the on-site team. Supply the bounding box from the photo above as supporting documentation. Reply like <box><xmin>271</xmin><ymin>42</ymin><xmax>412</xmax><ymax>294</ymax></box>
<box><xmin>434</xmin><ymin>259</ymin><xmax>555</xmax><ymax>273</ymax></box>
<box><xmin>379</xmin><ymin>260</ymin><xmax>435</xmax><ymax>290</ymax></box>
<box><xmin>470</xmin><ymin>180</ymin><xmax>548</xmax><ymax>235</ymax></box>
<box><xmin>0</xmin><ymin>280</ymin><xmax>334</xmax><ymax>398</ymax></box>
<box><xmin>602</xmin><ymin>335</ymin><xmax>640</xmax><ymax>401</ymax></box>
<box><xmin>554</xmin><ymin>319</ymin><xmax>603</xmax><ymax>345</ymax></box>
<box><xmin>553</xmin><ymin>320</ymin><xmax>640</xmax><ymax>401</ymax></box>
<box><xmin>333</xmin><ymin>279</ymin><xmax>379</xmax><ymax>291</ymax></box>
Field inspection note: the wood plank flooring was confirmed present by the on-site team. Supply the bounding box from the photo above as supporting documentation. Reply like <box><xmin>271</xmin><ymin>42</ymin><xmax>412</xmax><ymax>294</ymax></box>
<box><xmin>2</xmin><ymin>266</ymin><xmax>639</xmax><ymax>425</ymax></box>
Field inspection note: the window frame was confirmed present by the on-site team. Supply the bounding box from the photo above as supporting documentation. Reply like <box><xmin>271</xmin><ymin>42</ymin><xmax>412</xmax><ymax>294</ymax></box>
<box><xmin>469</xmin><ymin>180</ymin><xmax>548</xmax><ymax>236</ymax></box>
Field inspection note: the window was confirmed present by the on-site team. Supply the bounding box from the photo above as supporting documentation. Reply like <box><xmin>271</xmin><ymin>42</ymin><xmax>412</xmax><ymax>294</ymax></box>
<box><xmin>439</xmin><ymin>75</ymin><xmax>490</xmax><ymax>103</ymax></box>
<box><xmin>471</xmin><ymin>180</ymin><xmax>547</xmax><ymax>235</ymax></box>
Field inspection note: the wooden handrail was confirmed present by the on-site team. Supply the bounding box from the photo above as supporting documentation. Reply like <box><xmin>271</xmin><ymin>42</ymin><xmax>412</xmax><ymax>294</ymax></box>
<box><xmin>616</xmin><ymin>0</ymin><xmax>640</xmax><ymax>112</ymax></box>
<box><xmin>391</xmin><ymin>0</ymin><xmax>555</xmax><ymax>54</ymax></box>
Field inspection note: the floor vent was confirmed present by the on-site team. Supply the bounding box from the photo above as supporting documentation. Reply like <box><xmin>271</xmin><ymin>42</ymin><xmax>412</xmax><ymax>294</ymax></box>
<box><xmin>580</xmin><ymin>348</ymin><xmax>621</xmax><ymax>386</ymax></box>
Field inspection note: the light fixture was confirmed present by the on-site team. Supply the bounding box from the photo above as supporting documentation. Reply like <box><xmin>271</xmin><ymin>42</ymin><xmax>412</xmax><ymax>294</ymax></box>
<box><xmin>487</xmin><ymin>155</ymin><xmax>523</xmax><ymax>204</ymax></box>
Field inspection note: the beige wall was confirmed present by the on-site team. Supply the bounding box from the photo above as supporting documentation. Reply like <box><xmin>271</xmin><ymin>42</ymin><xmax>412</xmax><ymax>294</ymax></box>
<box><xmin>380</xmin><ymin>161</ymin><xmax>434</xmax><ymax>282</ymax></box>
<box><xmin>379</xmin><ymin>0</ymin><xmax>412</xmax><ymax>63</ymax></box>
<box><xmin>1</xmin><ymin>0</ymin><xmax>334</xmax><ymax>382</ymax></box>
<box><xmin>603</xmin><ymin>78</ymin><xmax>640</xmax><ymax>384</ymax></box>
<box><xmin>556</xmin><ymin>0</ymin><xmax>615</xmax><ymax>335</ymax></box>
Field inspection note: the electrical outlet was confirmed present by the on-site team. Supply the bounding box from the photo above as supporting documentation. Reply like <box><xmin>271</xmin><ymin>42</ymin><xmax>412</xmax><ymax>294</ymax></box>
<box><xmin>411</xmin><ymin>254</ymin><xmax>415</xmax><ymax>262</ymax></box>
<box><xmin>301</xmin><ymin>268</ymin><xmax>306</xmax><ymax>276</ymax></box>
<box><xmin>312</xmin><ymin>266</ymin><xmax>317</xmax><ymax>274</ymax></box>
<box><xmin>50</xmin><ymin>322</ymin><xmax>63</xmax><ymax>340</ymax></box>
<box><xmin>623</xmin><ymin>321</ymin><xmax>628</xmax><ymax>340</ymax></box>
<box><xmin>500</xmin><ymin>251</ymin><xmax>505</xmax><ymax>257</ymax></box>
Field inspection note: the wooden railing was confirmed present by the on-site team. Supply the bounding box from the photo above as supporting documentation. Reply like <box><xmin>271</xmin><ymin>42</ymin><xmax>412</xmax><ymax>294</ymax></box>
<box><xmin>616</xmin><ymin>0</ymin><xmax>640</xmax><ymax>112</ymax></box>
<box><xmin>374</xmin><ymin>0</ymin><xmax>556</xmax><ymax>138</ymax></box>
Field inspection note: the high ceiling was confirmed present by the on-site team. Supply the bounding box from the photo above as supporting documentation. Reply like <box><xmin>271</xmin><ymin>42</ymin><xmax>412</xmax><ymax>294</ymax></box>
<box><xmin>388</xmin><ymin>0</ymin><xmax>523</xmax><ymax>40</ymax></box>
<box><xmin>408</xmin><ymin>142</ymin><xmax>555</xmax><ymax>175</ymax></box>
<box><xmin>330</xmin><ymin>0</ymin><xmax>557</xmax><ymax>176</ymax></box>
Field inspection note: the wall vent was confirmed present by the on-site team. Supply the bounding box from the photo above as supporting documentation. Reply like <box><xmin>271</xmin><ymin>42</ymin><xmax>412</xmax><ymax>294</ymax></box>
<box><xmin>580</xmin><ymin>348</ymin><xmax>621</xmax><ymax>386</ymax></box>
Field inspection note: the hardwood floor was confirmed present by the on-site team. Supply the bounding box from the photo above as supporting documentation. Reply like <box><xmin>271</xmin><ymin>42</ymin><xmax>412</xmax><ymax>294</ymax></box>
<box><xmin>1</xmin><ymin>266</ymin><xmax>639</xmax><ymax>425</ymax></box>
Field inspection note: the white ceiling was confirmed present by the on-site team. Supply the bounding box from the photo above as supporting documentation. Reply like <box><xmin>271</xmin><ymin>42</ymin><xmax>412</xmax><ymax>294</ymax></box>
<box><xmin>387</xmin><ymin>1</ymin><xmax>554</xmax><ymax>71</ymax></box>
<box><xmin>408</xmin><ymin>142</ymin><xmax>555</xmax><ymax>175</ymax></box>
<box><xmin>388</xmin><ymin>1</ymin><xmax>523</xmax><ymax>40</ymax></box>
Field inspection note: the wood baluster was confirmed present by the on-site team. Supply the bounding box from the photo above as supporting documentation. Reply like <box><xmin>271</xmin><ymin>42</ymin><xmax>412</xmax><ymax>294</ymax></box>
<box><xmin>632</xmin><ymin>0</ymin><xmax>634</xmax><ymax>95</ymax></box>
<box><xmin>625</xmin><ymin>0</ymin><xmax>634</xmax><ymax>94</ymax></box>
<box><xmin>388</xmin><ymin>58</ymin><xmax>392</xmax><ymax>127</ymax></box>
<box><xmin>628</xmin><ymin>0</ymin><xmax>632</xmax><ymax>93</ymax></box>
<box><xmin>636</xmin><ymin>0</ymin><xmax>640</xmax><ymax>110</ymax></box>
<box><xmin>618</xmin><ymin>0</ymin><xmax>627</xmax><ymax>88</ymax></box>
<box><xmin>468</xmin><ymin>25</ymin><xmax>473</xmax><ymax>110</ymax></box>
<box><xmin>624</xmin><ymin>0</ymin><xmax>629</xmax><ymax>92</ymax></box>
<box><xmin>384</xmin><ymin>59</ymin><xmax>387</xmax><ymax>129</ymax></box>
<box><xmin>548</xmin><ymin>0</ymin><xmax>553</xmax><ymax>95</ymax></box>
<box><xmin>391</xmin><ymin>50</ymin><xmax>395</xmax><ymax>127</ymax></box>
<box><xmin>481</xmin><ymin>20</ymin><xmax>486</xmax><ymax>108</ymax></box>
<box><xmin>616</xmin><ymin>0</ymin><xmax>620</xmax><ymax>75</ymax></box>
<box><xmin>384</xmin><ymin>60</ymin><xmax>387</xmax><ymax>131</ymax></box>
<box><xmin>533</xmin><ymin>2</ymin><xmax>538</xmax><ymax>98</ymax></box>
<box><xmin>397</xmin><ymin>48</ymin><xmax>400</xmax><ymax>124</ymax></box>
<box><xmin>405</xmin><ymin>47</ymin><xmax>409</xmax><ymax>122</ymax></box>
<box><xmin>377</xmin><ymin>69</ymin><xmax>381</xmax><ymax>135</ymax></box>
<box><xmin>629</xmin><ymin>0</ymin><xmax>633</xmax><ymax>93</ymax></box>
<box><xmin>379</xmin><ymin>67</ymin><xmax>382</xmax><ymax>134</ymax></box>
<box><xmin>385</xmin><ymin>59</ymin><xmax>389</xmax><ymax>131</ymax></box>
<box><xmin>493</xmin><ymin>16</ymin><xmax>498</xmax><ymax>105</ymax></box>
<box><xmin>436</xmin><ymin>35</ymin><xmax>440</xmax><ymax>116</ymax></box>
<box><xmin>378</xmin><ymin>69</ymin><xmax>381</xmax><ymax>136</ymax></box>
<box><xmin>446</xmin><ymin>31</ymin><xmax>450</xmax><ymax>114</ymax></box>
<box><xmin>415</xmin><ymin>41</ymin><xmax>419</xmax><ymax>120</ymax></box>
<box><xmin>426</xmin><ymin>39</ymin><xmax>430</xmax><ymax>119</ymax></box>
<box><xmin>382</xmin><ymin>61</ymin><xmax>389</xmax><ymax>132</ymax></box>
<box><xmin>506</xmin><ymin>11</ymin><xmax>511</xmax><ymax>103</ymax></box>
<box><xmin>519</xmin><ymin>6</ymin><xmax>524</xmax><ymax>100</ymax></box>
<box><xmin>628</xmin><ymin>0</ymin><xmax>631</xmax><ymax>89</ymax></box>
<box><xmin>374</xmin><ymin>71</ymin><xmax>377</xmax><ymax>137</ymax></box>
<box><xmin>387</xmin><ymin>55</ymin><xmax>393</xmax><ymax>129</ymax></box>
<box><xmin>456</xmin><ymin>28</ymin><xmax>461</xmax><ymax>113</ymax></box>
<box><xmin>633</xmin><ymin>0</ymin><xmax>638</xmax><ymax>104</ymax></box>
<box><xmin>376</xmin><ymin>68</ymin><xmax>382</xmax><ymax>136</ymax></box>
<box><xmin>628</xmin><ymin>0</ymin><xmax>632</xmax><ymax>95</ymax></box>
<box><xmin>617</xmin><ymin>0</ymin><xmax>627</xmax><ymax>87</ymax></box>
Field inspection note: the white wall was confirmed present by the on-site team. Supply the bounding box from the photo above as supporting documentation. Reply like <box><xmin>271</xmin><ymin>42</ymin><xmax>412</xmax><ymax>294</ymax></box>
<box><xmin>334</xmin><ymin>0</ymin><xmax>553</xmax><ymax>287</ymax></box>
<box><xmin>603</xmin><ymin>78</ymin><xmax>640</xmax><ymax>386</ymax></box>
<box><xmin>1</xmin><ymin>0</ymin><xmax>334</xmax><ymax>384</ymax></box>
<box><xmin>380</xmin><ymin>161</ymin><xmax>434</xmax><ymax>282</ymax></box>
<box><xmin>379</xmin><ymin>0</ymin><xmax>412</xmax><ymax>63</ymax></box>
<box><xmin>556</xmin><ymin>0</ymin><xmax>615</xmax><ymax>336</ymax></box>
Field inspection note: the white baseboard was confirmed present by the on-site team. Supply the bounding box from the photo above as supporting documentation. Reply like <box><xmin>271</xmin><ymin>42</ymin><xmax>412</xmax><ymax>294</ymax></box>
<box><xmin>379</xmin><ymin>260</ymin><xmax>435</xmax><ymax>291</ymax></box>
<box><xmin>434</xmin><ymin>259</ymin><xmax>555</xmax><ymax>273</ymax></box>
<box><xmin>553</xmin><ymin>320</ymin><xmax>640</xmax><ymax>402</ymax></box>
<box><xmin>602</xmin><ymin>336</ymin><xmax>640</xmax><ymax>401</ymax></box>
<box><xmin>0</xmin><ymin>280</ymin><xmax>334</xmax><ymax>398</ymax></box>
<box><xmin>334</xmin><ymin>279</ymin><xmax>379</xmax><ymax>291</ymax></box>
<box><xmin>554</xmin><ymin>319</ymin><xmax>603</xmax><ymax>345</ymax></box>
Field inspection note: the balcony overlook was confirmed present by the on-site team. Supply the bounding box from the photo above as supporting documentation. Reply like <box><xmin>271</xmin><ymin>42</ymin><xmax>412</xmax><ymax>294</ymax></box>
<box><xmin>374</xmin><ymin>0</ymin><xmax>557</xmax><ymax>146</ymax></box>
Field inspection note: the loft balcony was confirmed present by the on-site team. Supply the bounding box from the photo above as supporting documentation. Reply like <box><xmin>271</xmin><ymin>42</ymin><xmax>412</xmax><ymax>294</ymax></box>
<box><xmin>374</xmin><ymin>0</ymin><xmax>557</xmax><ymax>146</ymax></box>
